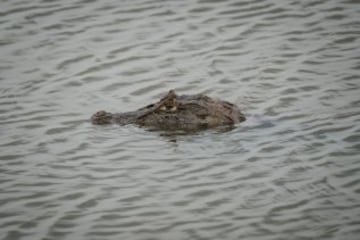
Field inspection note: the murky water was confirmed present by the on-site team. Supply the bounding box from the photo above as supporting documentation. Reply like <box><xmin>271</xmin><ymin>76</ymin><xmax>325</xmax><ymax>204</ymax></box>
<box><xmin>1</xmin><ymin>0</ymin><xmax>360</xmax><ymax>239</ymax></box>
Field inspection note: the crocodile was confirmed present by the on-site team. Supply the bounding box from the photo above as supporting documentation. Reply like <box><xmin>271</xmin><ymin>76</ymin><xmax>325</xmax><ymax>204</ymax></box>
<box><xmin>91</xmin><ymin>90</ymin><xmax>245</xmax><ymax>131</ymax></box>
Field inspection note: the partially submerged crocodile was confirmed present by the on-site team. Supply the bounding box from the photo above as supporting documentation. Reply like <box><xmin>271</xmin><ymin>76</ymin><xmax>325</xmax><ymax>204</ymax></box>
<box><xmin>91</xmin><ymin>90</ymin><xmax>245</xmax><ymax>131</ymax></box>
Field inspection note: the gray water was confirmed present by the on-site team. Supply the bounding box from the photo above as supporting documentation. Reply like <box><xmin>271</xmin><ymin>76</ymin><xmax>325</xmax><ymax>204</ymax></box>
<box><xmin>1</xmin><ymin>0</ymin><xmax>360</xmax><ymax>239</ymax></box>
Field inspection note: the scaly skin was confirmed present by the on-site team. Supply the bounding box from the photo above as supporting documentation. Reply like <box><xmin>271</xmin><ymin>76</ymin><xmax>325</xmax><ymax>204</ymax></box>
<box><xmin>91</xmin><ymin>90</ymin><xmax>245</xmax><ymax>131</ymax></box>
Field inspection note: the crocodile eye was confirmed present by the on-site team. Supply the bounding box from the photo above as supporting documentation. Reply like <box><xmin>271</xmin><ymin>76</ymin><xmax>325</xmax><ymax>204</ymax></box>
<box><xmin>169</xmin><ymin>106</ymin><xmax>177</xmax><ymax>112</ymax></box>
<box><xmin>159</xmin><ymin>105</ymin><xmax>166</xmax><ymax>111</ymax></box>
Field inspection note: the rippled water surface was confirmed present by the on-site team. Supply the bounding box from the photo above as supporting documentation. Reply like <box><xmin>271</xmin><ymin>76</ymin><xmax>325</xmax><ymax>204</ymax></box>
<box><xmin>1</xmin><ymin>0</ymin><xmax>360</xmax><ymax>239</ymax></box>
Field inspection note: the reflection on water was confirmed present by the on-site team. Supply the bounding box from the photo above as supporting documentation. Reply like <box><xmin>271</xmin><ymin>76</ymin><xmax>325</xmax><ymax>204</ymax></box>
<box><xmin>1</xmin><ymin>0</ymin><xmax>360</xmax><ymax>239</ymax></box>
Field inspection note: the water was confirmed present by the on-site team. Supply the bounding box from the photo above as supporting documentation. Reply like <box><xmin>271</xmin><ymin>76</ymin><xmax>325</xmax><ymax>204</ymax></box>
<box><xmin>1</xmin><ymin>0</ymin><xmax>359</xmax><ymax>239</ymax></box>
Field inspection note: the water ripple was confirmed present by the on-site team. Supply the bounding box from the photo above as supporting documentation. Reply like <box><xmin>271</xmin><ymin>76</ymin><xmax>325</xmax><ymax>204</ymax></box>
<box><xmin>1</xmin><ymin>0</ymin><xmax>360</xmax><ymax>239</ymax></box>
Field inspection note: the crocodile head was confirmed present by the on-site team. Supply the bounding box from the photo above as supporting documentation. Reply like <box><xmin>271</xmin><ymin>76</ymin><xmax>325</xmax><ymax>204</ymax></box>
<box><xmin>91</xmin><ymin>90</ymin><xmax>245</xmax><ymax>131</ymax></box>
